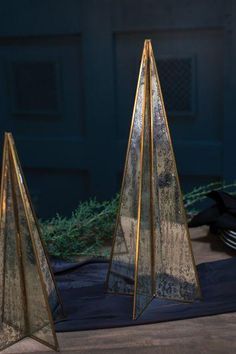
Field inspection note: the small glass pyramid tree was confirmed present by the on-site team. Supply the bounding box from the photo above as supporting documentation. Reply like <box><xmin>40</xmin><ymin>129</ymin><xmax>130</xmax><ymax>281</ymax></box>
<box><xmin>106</xmin><ymin>40</ymin><xmax>201</xmax><ymax>319</ymax></box>
<box><xmin>0</xmin><ymin>133</ymin><xmax>63</xmax><ymax>351</ymax></box>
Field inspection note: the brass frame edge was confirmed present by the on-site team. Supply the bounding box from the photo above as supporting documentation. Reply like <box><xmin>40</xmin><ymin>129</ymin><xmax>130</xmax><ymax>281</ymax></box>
<box><xmin>0</xmin><ymin>134</ymin><xmax>8</xmax><ymax>324</ymax></box>
<box><xmin>9</xmin><ymin>142</ymin><xmax>30</xmax><ymax>332</ymax></box>
<box><xmin>148</xmin><ymin>40</ymin><xmax>156</xmax><ymax>296</ymax></box>
<box><xmin>133</xmin><ymin>40</ymin><xmax>149</xmax><ymax>320</ymax></box>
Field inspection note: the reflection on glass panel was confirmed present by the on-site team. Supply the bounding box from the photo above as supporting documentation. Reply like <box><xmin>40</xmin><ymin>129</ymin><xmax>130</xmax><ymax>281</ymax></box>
<box><xmin>107</xmin><ymin>40</ymin><xmax>201</xmax><ymax>319</ymax></box>
<box><xmin>151</xmin><ymin>49</ymin><xmax>201</xmax><ymax>301</ymax></box>
<box><xmin>106</xmin><ymin>48</ymin><xmax>147</xmax><ymax>295</ymax></box>
<box><xmin>0</xmin><ymin>142</ymin><xmax>26</xmax><ymax>350</ymax></box>
<box><xmin>0</xmin><ymin>133</ymin><xmax>62</xmax><ymax>351</ymax></box>
<box><xmin>13</xmin><ymin>155</ymin><xmax>62</xmax><ymax>318</ymax></box>
<box><xmin>134</xmin><ymin>59</ymin><xmax>154</xmax><ymax>318</ymax></box>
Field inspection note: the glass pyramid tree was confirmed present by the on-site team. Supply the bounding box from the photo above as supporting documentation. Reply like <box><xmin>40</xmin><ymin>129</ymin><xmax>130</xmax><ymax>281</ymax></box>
<box><xmin>0</xmin><ymin>133</ymin><xmax>63</xmax><ymax>351</ymax></box>
<box><xmin>106</xmin><ymin>40</ymin><xmax>201</xmax><ymax>319</ymax></box>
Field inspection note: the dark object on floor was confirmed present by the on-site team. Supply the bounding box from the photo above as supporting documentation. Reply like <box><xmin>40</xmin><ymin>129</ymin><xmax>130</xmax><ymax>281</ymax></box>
<box><xmin>189</xmin><ymin>191</ymin><xmax>236</xmax><ymax>231</ymax></box>
<box><xmin>189</xmin><ymin>191</ymin><xmax>236</xmax><ymax>250</ymax></box>
<box><xmin>52</xmin><ymin>258</ymin><xmax>236</xmax><ymax>332</ymax></box>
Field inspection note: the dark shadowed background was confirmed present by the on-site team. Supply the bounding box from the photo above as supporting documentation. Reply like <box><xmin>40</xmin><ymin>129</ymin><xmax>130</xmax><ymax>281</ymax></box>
<box><xmin>0</xmin><ymin>0</ymin><xmax>235</xmax><ymax>218</ymax></box>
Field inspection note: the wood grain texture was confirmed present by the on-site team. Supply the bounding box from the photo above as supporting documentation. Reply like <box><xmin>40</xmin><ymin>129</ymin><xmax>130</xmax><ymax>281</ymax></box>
<box><xmin>3</xmin><ymin>226</ymin><xmax>236</xmax><ymax>354</ymax></box>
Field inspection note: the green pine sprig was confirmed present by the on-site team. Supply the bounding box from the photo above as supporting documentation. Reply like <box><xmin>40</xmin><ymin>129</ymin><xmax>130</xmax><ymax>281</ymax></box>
<box><xmin>40</xmin><ymin>181</ymin><xmax>236</xmax><ymax>260</ymax></box>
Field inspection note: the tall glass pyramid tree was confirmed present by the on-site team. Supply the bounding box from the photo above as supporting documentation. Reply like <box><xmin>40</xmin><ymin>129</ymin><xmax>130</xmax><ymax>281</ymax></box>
<box><xmin>0</xmin><ymin>133</ymin><xmax>63</xmax><ymax>351</ymax></box>
<box><xmin>106</xmin><ymin>40</ymin><xmax>201</xmax><ymax>319</ymax></box>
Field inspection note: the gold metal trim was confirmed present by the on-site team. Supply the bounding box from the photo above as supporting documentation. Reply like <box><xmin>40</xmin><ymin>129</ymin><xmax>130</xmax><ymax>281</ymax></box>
<box><xmin>105</xmin><ymin>40</ymin><xmax>149</xmax><ymax>290</ymax></box>
<box><xmin>148</xmin><ymin>40</ymin><xmax>156</xmax><ymax>296</ymax></box>
<box><xmin>9</xmin><ymin>153</ymin><xmax>29</xmax><ymax>333</ymax></box>
<box><xmin>0</xmin><ymin>138</ymin><xmax>8</xmax><ymax>324</ymax></box>
<box><xmin>133</xmin><ymin>40</ymin><xmax>149</xmax><ymax>320</ymax></box>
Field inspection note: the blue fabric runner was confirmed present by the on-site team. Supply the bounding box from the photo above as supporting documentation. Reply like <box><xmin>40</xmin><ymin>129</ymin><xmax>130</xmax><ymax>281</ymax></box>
<box><xmin>53</xmin><ymin>257</ymin><xmax>236</xmax><ymax>332</ymax></box>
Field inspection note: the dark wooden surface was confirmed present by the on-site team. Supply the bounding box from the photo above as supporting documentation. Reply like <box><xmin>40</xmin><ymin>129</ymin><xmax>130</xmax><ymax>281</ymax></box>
<box><xmin>3</xmin><ymin>226</ymin><xmax>236</xmax><ymax>354</ymax></box>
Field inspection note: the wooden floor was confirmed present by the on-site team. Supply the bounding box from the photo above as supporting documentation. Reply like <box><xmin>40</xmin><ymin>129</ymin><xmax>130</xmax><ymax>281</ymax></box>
<box><xmin>3</xmin><ymin>226</ymin><xmax>236</xmax><ymax>354</ymax></box>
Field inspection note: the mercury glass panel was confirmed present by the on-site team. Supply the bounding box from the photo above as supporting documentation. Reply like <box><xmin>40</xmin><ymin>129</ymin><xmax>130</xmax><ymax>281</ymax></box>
<box><xmin>150</xmin><ymin>46</ymin><xmax>201</xmax><ymax>301</ymax></box>
<box><xmin>0</xmin><ymin>143</ymin><xmax>26</xmax><ymax>350</ymax></box>
<box><xmin>134</xmin><ymin>53</ymin><xmax>154</xmax><ymax>319</ymax></box>
<box><xmin>11</xmin><ymin>136</ymin><xmax>63</xmax><ymax>319</ymax></box>
<box><xmin>10</xmin><ymin>155</ymin><xmax>56</xmax><ymax>348</ymax></box>
<box><xmin>107</xmin><ymin>49</ymin><xmax>147</xmax><ymax>295</ymax></box>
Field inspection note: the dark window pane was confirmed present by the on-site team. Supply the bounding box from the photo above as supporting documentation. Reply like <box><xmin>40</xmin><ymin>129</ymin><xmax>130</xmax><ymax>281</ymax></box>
<box><xmin>157</xmin><ymin>58</ymin><xmax>193</xmax><ymax>113</ymax></box>
<box><xmin>12</xmin><ymin>62</ymin><xmax>59</xmax><ymax>113</ymax></box>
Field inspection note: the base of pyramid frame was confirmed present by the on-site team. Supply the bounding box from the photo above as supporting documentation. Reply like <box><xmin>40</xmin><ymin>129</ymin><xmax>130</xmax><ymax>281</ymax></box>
<box><xmin>107</xmin><ymin>288</ymin><xmax>201</xmax><ymax>321</ymax></box>
<box><xmin>0</xmin><ymin>323</ymin><xmax>59</xmax><ymax>352</ymax></box>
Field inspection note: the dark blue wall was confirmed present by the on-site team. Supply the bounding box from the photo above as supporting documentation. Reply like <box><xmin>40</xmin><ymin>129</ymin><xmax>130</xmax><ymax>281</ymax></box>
<box><xmin>0</xmin><ymin>0</ymin><xmax>235</xmax><ymax>218</ymax></box>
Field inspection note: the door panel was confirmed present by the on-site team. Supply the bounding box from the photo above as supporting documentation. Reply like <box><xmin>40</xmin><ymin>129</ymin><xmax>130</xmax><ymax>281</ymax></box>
<box><xmin>0</xmin><ymin>0</ymin><xmax>232</xmax><ymax>217</ymax></box>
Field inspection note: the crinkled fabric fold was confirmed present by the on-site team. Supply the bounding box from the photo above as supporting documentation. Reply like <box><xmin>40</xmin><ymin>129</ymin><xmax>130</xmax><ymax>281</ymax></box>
<box><xmin>189</xmin><ymin>191</ymin><xmax>236</xmax><ymax>232</ymax></box>
<box><xmin>50</xmin><ymin>257</ymin><xmax>236</xmax><ymax>332</ymax></box>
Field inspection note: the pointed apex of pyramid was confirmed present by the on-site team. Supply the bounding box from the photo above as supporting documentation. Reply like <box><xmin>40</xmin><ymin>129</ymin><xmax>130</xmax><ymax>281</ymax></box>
<box><xmin>144</xmin><ymin>39</ymin><xmax>153</xmax><ymax>50</ymax></box>
<box><xmin>144</xmin><ymin>38</ymin><xmax>151</xmax><ymax>44</ymax></box>
<box><xmin>4</xmin><ymin>133</ymin><xmax>15</xmax><ymax>152</ymax></box>
<box><xmin>4</xmin><ymin>131</ymin><xmax>11</xmax><ymax>139</ymax></box>
<box><xmin>143</xmin><ymin>39</ymin><xmax>150</xmax><ymax>54</ymax></box>
<box><xmin>141</xmin><ymin>40</ymin><xmax>156</xmax><ymax>65</ymax></box>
